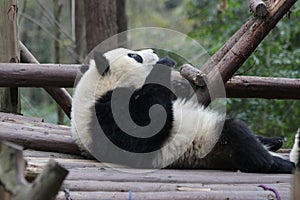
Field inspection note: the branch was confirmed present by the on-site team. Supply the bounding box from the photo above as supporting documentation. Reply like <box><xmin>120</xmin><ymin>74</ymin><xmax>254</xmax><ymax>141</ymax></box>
<box><xmin>0</xmin><ymin>142</ymin><xmax>68</xmax><ymax>200</ymax></box>
<box><xmin>181</xmin><ymin>0</ymin><xmax>298</xmax><ymax>106</ymax></box>
<box><xmin>20</xmin><ymin>42</ymin><xmax>73</xmax><ymax>119</ymax></box>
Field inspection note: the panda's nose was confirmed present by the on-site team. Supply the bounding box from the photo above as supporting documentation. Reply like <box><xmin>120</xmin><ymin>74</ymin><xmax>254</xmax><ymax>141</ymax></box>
<box><xmin>157</xmin><ymin>57</ymin><xmax>176</xmax><ymax>68</ymax></box>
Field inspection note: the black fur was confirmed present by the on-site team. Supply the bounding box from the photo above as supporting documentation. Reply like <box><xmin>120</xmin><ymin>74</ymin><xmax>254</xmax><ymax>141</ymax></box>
<box><xmin>256</xmin><ymin>135</ymin><xmax>284</xmax><ymax>152</ymax></box>
<box><xmin>94</xmin><ymin>64</ymin><xmax>175</xmax><ymax>153</ymax></box>
<box><xmin>94</xmin><ymin>51</ymin><xmax>110</xmax><ymax>76</ymax></box>
<box><xmin>216</xmin><ymin>118</ymin><xmax>294</xmax><ymax>173</ymax></box>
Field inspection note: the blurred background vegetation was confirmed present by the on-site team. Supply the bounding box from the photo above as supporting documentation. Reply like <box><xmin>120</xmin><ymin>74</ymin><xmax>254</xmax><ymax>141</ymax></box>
<box><xmin>17</xmin><ymin>0</ymin><xmax>299</xmax><ymax>147</ymax></box>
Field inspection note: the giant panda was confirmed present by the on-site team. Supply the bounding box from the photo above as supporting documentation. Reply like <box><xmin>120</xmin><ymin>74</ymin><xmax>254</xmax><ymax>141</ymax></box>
<box><xmin>71</xmin><ymin>47</ymin><xmax>297</xmax><ymax>173</ymax></box>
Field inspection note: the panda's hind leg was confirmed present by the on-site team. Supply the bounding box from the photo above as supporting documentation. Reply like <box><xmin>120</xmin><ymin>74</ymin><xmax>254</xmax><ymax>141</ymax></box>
<box><xmin>256</xmin><ymin>135</ymin><xmax>284</xmax><ymax>152</ymax></box>
<box><xmin>221</xmin><ymin>118</ymin><xmax>294</xmax><ymax>173</ymax></box>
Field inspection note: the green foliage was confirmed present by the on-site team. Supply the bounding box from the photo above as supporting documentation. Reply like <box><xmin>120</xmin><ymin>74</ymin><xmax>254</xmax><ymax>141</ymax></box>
<box><xmin>185</xmin><ymin>0</ymin><xmax>300</xmax><ymax>147</ymax></box>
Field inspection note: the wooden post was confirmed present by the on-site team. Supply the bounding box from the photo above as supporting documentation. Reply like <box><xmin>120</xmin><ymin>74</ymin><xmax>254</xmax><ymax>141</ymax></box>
<box><xmin>0</xmin><ymin>0</ymin><xmax>20</xmax><ymax>113</ymax></box>
<box><xmin>0</xmin><ymin>141</ymin><xmax>68</xmax><ymax>200</ymax></box>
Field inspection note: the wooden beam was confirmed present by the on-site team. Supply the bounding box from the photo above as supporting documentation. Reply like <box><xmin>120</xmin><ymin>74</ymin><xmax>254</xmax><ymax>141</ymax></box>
<box><xmin>226</xmin><ymin>76</ymin><xmax>300</xmax><ymax>99</ymax></box>
<box><xmin>180</xmin><ymin>0</ymin><xmax>298</xmax><ymax>106</ymax></box>
<box><xmin>0</xmin><ymin>63</ymin><xmax>300</xmax><ymax>99</ymax></box>
<box><xmin>0</xmin><ymin>63</ymin><xmax>80</xmax><ymax>87</ymax></box>
<box><xmin>20</xmin><ymin>42</ymin><xmax>73</xmax><ymax>119</ymax></box>
<box><xmin>0</xmin><ymin>123</ymin><xmax>81</xmax><ymax>155</ymax></box>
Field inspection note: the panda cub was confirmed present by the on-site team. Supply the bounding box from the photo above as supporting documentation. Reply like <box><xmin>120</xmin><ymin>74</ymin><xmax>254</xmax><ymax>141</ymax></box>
<box><xmin>71</xmin><ymin>48</ymin><xmax>297</xmax><ymax>173</ymax></box>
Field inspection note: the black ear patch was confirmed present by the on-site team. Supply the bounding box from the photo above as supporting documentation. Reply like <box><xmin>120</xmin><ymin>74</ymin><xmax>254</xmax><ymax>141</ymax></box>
<box><xmin>94</xmin><ymin>51</ymin><xmax>110</xmax><ymax>76</ymax></box>
<box><xmin>128</xmin><ymin>53</ymin><xmax>143</xmax><ymax>63</ymax></box>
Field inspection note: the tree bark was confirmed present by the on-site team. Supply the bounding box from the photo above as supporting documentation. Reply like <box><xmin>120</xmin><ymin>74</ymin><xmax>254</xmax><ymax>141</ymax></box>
<box><xmin>54</xmin><ymin>0</ymin><xmax>64</xmax><ymax>125</ymax></box>
<box><xmin>84</xmin><ymin>0</ymin><xmax>118</xmax><ymax>53</ymax></box>
<box><xmin>75</xmin><ymin>0</ymin><xmax>85</xmax><ymax>61</ymax></box>
<box><xmin>117</xmin><ymin>0</ymin><xmax>128</xmax><ymax>47</ymax></box>
<box><xmin>0</xmin><ymin>0</ymin><xmax>20</xmax><ymax>114</ymax></box>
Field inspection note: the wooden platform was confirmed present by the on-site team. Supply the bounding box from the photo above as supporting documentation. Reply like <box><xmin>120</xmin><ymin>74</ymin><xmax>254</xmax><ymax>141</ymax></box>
<box><xmin>0</xmin><ymin>113</ymin><xmax>294</xmax><ymax>200</ymax></box>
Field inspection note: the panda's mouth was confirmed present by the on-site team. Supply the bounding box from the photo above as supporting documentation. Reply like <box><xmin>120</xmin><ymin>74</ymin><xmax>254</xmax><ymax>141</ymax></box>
<box><xmin>156</xmin><ymin>57</ymin><xmax>176</xmax><ymax>68</ymax></box>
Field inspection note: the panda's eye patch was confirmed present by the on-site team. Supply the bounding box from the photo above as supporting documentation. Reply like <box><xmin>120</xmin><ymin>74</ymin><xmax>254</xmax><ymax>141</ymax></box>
<box><xmin>128</xmin><ymin>53</ymin><xmax>143</xmax><ymax>63</ymax></box>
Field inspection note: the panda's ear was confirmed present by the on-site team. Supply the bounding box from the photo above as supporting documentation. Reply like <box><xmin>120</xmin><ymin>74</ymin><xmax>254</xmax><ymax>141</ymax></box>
<box><xmin>94</xmin><ymin>51</ymin><xmax>110</xmax><ymax>76</ymax></box>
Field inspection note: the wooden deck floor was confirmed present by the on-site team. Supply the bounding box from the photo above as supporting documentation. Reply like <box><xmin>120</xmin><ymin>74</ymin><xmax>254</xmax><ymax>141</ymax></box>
<box><xmin>0</xmin><ymin>112</ymin><xmax>294</xmax><ymax>200</ymax></box>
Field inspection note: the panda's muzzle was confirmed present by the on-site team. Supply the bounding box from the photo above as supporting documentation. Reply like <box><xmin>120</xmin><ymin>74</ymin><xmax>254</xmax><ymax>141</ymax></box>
<box><xmin>157</xmin><ymin>57</ymin><xmax>176</xmax><ymax>68</ymax></box>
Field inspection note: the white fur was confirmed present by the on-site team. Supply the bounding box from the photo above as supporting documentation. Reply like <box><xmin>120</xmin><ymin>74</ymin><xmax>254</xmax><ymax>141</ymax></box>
<box><xmin>290</xmin><ymin>130</ymin><xmax>300</xmax><ymax>164</ymax></box>
<box><xmin>156</xmin><ymin>99</ymin><xmax>224</xmax><ymax>168</ymax></box>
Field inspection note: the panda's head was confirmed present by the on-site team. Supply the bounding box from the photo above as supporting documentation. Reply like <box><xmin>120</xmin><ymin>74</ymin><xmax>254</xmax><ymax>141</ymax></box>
<box><xmin>91</xmin><ymin>48</ymin><xmax>175</xmax><ymax>89</ymax></box>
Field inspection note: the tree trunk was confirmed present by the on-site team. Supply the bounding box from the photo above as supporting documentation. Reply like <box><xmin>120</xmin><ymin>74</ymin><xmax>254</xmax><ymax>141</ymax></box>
<box><xmin>54</xmin><ymin>0</ymin><xmax>64</xmax><ymax>125</ymax></box>
<box><xmin>74</xmin><ymin>0</ymin><xmax>85</xmax><ymax>62</ymax></box>
<box><xmin>117</xmin><ymin>0</ymin><xmax>128</xmax><ymax>47</ymax></box>
<box><xmin>84</xmin><ymin>0</ymin><xmax>118</xmax><ymax>53</ymax></box>
<box><xmin>0</xmin><ymin>0</ymin><xmax>20</xmax><ymax>114</ymax></box>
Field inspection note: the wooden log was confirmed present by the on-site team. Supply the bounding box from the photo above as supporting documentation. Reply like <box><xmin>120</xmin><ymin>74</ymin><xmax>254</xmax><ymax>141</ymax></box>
<box><xmin>0</xmin><ymin>124</ymin><xmax>81</xmax><ymax>155</ymax></box>
<box><xmin>181</xmin><ymin>0</ymin><xmax>298</xmax><ymax>106</ymax></box>
<box><xmin>226</xmin><ymin>76</ymin><xmax>300</xmax><ymax>99</ymax></box>
<box><xmin>179</xmin><ymin>65</ymin><xmax>300</xmax><ymax>99</ymax></box>
<box><xmin>1</xmin><ymin>63</ymin><xmax>300</xmax><ymax>100</ymax></box>
<box><xmin>0</xmin><ymin>142</ymin><xmax>68</xmax><ymax>200</ymax></box>
<box><xmin>249</xmin><ymin>0</ymin><xmax>268</xmax><ymax>17</ymax></box>
<box><xmin>0</xmin><ymin>63</ymin><xmax>80</xmax><ymax>87</ymax></box>
<box><xmin>20</xmin><ymin>42</ymin><xmax>73</xmax><ymax>119</ymax></box>
<box><xmin>61</xmin><ymin>180</ymin><xmax>290</xmax><ymax>193</ymax></box>
<box><xmin>61</xmin><ymin>168</ymin><xmax>292</xmax><ymax>184</ymax></box>
<box><xmin>0</xmin><ymin>111</ymin><xmax>43</xmax><ymax>123</ymax></box>
<box><xmin>55</xmin><ymin>190</ymin><xmax>284</xmax><ymax>200</ymax></box>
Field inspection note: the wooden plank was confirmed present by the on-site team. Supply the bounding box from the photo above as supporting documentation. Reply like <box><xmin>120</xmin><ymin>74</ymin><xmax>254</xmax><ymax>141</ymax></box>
<box><xmin>61</xmin><ymin>180</ymin><xmax>291</xmax><ymax>192</ymax></box>
<box><xmin>24</xmin><ymin>150</ymin><xmax>83</xmax><ymax>159</ymax></box>
<box><xmin>63</xmin><ymin>168</ymin><xmax>292</xmax><ymax>184</ymax></box>
<box><xmin>0</xmin><ymin>112</ymin><xmax>43</xmax><ymax>123</ymax></box>
<box><xmin>56</xmin><ymin>190</ymin><xmax>287</xmax><ymax>200</ymax></box>
<box><xmin>0</xmin><ymin>120</ymin><xmax>71</xmax><ymax>136</ymax></box>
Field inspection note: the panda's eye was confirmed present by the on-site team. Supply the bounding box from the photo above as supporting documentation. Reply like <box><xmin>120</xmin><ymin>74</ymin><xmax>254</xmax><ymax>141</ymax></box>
<box><xmin>128</xmin><ymin>53</ymin><xmax>143</xmax><ymax>63</ymax></box>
